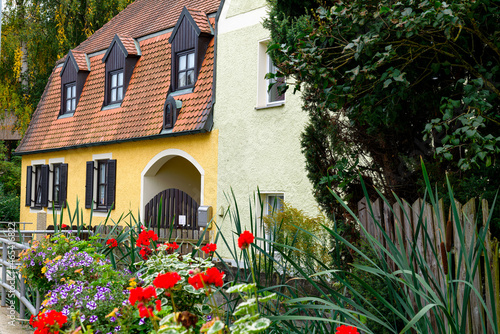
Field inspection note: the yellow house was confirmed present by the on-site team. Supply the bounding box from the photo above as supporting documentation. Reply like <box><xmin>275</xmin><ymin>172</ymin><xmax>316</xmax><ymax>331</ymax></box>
<box><xmin>15</xmin><ymin>0</ymin><xmax>222</xmax><ymax>233</ymax></box>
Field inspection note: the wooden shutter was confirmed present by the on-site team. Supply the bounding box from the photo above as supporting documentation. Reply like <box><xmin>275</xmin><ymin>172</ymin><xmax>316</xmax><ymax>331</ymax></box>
<box><xmin>106</xmin><ymin>160</ymin><xmax>117</xmax><ymax>210</ymax></box>
<box><xmin>40</xmin><ymin>165</ymin><xmax>49</xmax><ymax>207</ymax></box>
<box><xmin>85</xmin><ymin>161</ymin><xmax>94</xmax><ymax>209</ymax></box>
<box><xmin>25</xmin><ymin>166</ymin><xmax>32</xmax><ymax>206</ymax></box>
<box><xmin>164</xmin><ymin>103</ymin><xmax>173</xmax><ymax>129</ymax></box>
<box><xmin>60</xmin><ymin>164</ymin><xmax>68</xmax><ymax>208</ymax></box>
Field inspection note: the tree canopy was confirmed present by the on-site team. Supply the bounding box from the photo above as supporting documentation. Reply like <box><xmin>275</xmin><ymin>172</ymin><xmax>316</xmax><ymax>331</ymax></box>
<box><xmin>264</xmin><ymin>0</ymin><xmax>500</xmax><ymax>234</ymax></box>
<box><xmin>0</xmin><ymin>0</ymin><xmax>134</xmax><ymax>134</ymax></box>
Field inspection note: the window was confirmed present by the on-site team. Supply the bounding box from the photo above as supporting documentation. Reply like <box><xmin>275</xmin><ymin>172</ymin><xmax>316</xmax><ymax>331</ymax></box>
<box><xmin>25</xmin><ymin>164</ymin><xmax>49</xmax><ymax>208</ymax></box>
<box><xmin>51</xmin><ymin>163</ymin><xmax>68</xmax><ymax>208</ymax></box>
<box><xmin>177</xmin><ymin>51</ymin><xmax>195</xmax><ymax>89</ymax></box>
<box><xmin>267</xmin><ymin>55</ymin><xmax>285</xmax><ymax>104</ymax></box>
<box><xmin>109</xmin><ymin>70</ymin><xmax>124</xmax><ymax>103</ymax></box>
<box><xmin>257</xmin><ymin>41</ymin><xmax>286</xmax><ymax>108</ymax></box>
<box><xmin>64</xmin><ymin>83</ymin><xmax>77</xmax><ymax>114</ymax></box>
<box><xmin>85</xmin><ymin>159</ymin><xmax>116</xmax><ymax>211</ymax></box>
<box><xmin>258</xmin><ymin>193</ymin><xmax>284</xmax><ymax>251</ymax></box>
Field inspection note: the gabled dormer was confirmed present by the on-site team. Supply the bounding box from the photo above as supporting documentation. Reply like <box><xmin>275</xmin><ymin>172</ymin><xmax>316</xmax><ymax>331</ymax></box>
<box><xmin>59</xmin><ymin>50</ymin><xmax>90</xmax><ymax>116</ymax></box>
<box><xmin>102</xmin><ymin>34</ymin><xmax>141</xmax><ymax>107</ymax></box>
<box><xmin>169</xmin><ymin>7</ymin><xmax>213</xmax><ymax>92</ymax></box>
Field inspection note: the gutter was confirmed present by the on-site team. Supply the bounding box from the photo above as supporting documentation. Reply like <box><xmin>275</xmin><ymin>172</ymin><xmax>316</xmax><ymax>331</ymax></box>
<box><xmin>13</xmin><ymin>128</ymin><xmax>206</xmax><ymax>156</ymax></box>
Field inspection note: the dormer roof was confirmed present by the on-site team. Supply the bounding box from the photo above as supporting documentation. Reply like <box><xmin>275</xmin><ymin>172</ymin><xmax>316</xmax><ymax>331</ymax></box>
<box><xmin>102</xmin><ymin>34</ymin><xmax>141</xmax><ymax>63</ymax></box>
<box><xmin>169</xmin><ymin>7</ymin><xmax>213</xmax><ymax>44</ymax></box>
<box><xmin>60</xmin><ymin>50</ymin><xmax>90</xmax><ymax>77</ymax></box>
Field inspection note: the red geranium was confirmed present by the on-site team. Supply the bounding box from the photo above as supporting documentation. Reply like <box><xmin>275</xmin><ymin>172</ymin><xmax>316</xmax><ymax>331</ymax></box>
<box><xmin>106</xmin><ymin>238</ymin><xmax>118</xmax><ymax>248</ymax></box>
<box><xmin>204</xmin><ymin>267</ymin><xmax>224</xmax><ymax>287</ymax></box>
<box><xmin>30</xmin><ymin>310</ymin><xmax>67</xmax><ymax>334</ymax></box>
<box><xmin>153</xmin><ymin>272</ymin><xmax>181</xmax><ymax>290</ymax></box>
<box><xmin>155</xmin><ymin>299</ymin><xmax>162</xmax><ymax>311</ymax></box>
<box><xmin>138</xmin><ymin>303</ymin><xmax>154</xmax><ymax>318</ymax></box>
<box><xmin>335</xmin><ymin>325</ymin><xmax>360</xmax><ymax>334</ymax></box>
<box><xmin>188</xmin><ymin>267</ymin><xmax>225</xmax><ymax>290</ymax></box>
<box><xmin>140</xmin><ymin>246</ymin><xmax>153</xmax><ymax>260</ymax></box>
<box><xmin>201</xmin><ymin>243</ymin><xmax>217</xmax><ymax>254</ymax></box>
<box><xmin>129</xmin><ymin>286</ymin><xmax>157</xmax><ymax>306</ymax></box>
<box><xmin>136</xmin><ymin>229</ymin><xmax>158</xmax><ymax>247</ymax></box>
<box><xmin>238</xmin><ymin>231</ymin><xmax>254</xmax><ymax>250</ymax></box>
<box><xmin>61</xmin><ymin>224</ymin><xmax>68</xmax><ymax>229</ymax></box>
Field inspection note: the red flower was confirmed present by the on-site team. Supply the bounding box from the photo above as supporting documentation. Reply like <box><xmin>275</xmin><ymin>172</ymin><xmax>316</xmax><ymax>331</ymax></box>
<box><xmin>106</xmin><ymin>238</ymin><xmax>118</xmax><ymax>248</ymax></box>
<box><xmin>129</xmin><ymin>286</ymin><xmax>157</xmax><ymax>306</ymax></box>
<box><xmin>201</xmin><ymin>243</ymin><xmax>217</xmax><ymax>254</ymax></box>
<box><xmin>153</xmin><ymin>272</ymin><xmax>181</xmax><ymax>290</ymax></box>
<box><xmin>238</xmin><ymin>231</ymin><xmax>254</xmax><ymax>250</ymax></box>
<box><xmin>30</xmin><ymin>310</ymin><xmax>67</xmax><ymax>334</ymax></box>
<box><xmin>136</xmin><ymin>229</ymin><xmax>158</xmax><ymax>247</ymax></box>
<box><xmin>140</xmin><ymin>246</ymin><xmax>153</xmax><ymax>260</ymax></box>
<box><xmin>335</xmin><ymin>325</ymin><xmax>360</xmax><ymax>334</ymax></box>
<box><xmin>188</xmin><ymin>273</ymin><xmax>207</xmax><ymax>290</ymax></box>
<box><xmin>155</xmin><ymin>299</ymin><xmax>162</xmax><ymax>311</ymax></box>
<box><xmin>204</xmin><ymin>267</ymin><xmax>224</xmax><ymax>287</ymax></box>
<box><xmin>166</xmin><ymin>242</ymin><xmax>179</xmax><ymax>250</ymax></box>
<box><xmin>138</xmin><ymin>303</ymin><xmax>154</xmax><ymax>318</ymax></box>
<box><xmin>61</xmin><ymin>224</ymin><xmax>68</xmax><ymax>229</ymax></box>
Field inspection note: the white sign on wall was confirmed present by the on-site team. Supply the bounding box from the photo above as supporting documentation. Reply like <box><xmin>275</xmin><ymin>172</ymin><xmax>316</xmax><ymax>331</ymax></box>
<box><xmin>179</xmin><ymin>215</ymin><xmax>186</xmax><ymax>226</ymax></box>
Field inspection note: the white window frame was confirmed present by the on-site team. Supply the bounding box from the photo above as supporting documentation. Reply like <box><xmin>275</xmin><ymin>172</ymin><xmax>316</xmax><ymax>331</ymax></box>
<box><xmin>47</xmin><ymin>158</ymin><xmax>65</xmax><ymax>213</ymax></box>
<box><xmin>256</xmin><ymin>40</ymin><xmax>285</xmax><ymax>109</ymax></box>
<box><xmin>29</xmin><ymin>159</ymin><xmax>46</xmax><ymax>213</ymax></box>
<box><xmin>257</xmin><ymin>192</ymin><xmax>285</xmax><ymax>251</ymax></box>
<box><xmin>92</xmin><ymin>153</ymin><xmax>113</xmax><ymax>217</ymax></box>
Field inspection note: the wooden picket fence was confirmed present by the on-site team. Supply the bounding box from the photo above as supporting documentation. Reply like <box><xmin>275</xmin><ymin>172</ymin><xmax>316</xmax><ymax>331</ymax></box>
<box><xmin>357</xmin><ymin>197</ymin><xmax>500</xmax><ymax>334</ymax></box>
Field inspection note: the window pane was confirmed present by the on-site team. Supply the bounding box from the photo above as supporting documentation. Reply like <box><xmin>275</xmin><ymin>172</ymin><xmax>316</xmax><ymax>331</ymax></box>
<box><xmin>72</xmin><ymin>85</ymin><xmax>76</xmax><ymax>97</ymax></box>
<box><xmin>179</xmin><ymin>72</ymin><xmax>186</xmax><ymax>87</ymax></box>
<box><xmin>111</xmin><ymin>73</ymin><xmax>117</xmax><ymax>87</ymax></box>
<box><xmin>100</xmin><ymin>163</ymin><xmax>106</xmax><ymax>183</ymax></box>
<box><xmin>188</xmin><ymin>53</ymin><xmax>195</xmax><ymax>68</ymax></box>
<box><xmin>99</xmin><ymin>185</ymin><xmax>106</xmax><ymax>205</ymax></box>
<box><xmin>54</xmin><ymin>186</ymin><xmax>60</xmax><ymax>204</ymax></box>
<box><xmin>72</xmin><ymin>98</ymin><xmax>76</xmax><ymax>111</ymax></box>
<box><xmin>111</xmin><ymin>88</ymin><xmax>117</xmax><ymax>102</ymax></box>
<box><xmin>187</xmin><ymin>70</ymin><xmax>194</xmax><ymax>85</ymax></box>
<box><xmin>118</xmin><ymin>72</ymin><xmax>123</xmax><ymax>86</ymax></box>
<box><xmin>67</xmin><ymin>100</ymin><xmax>71</xmax><ymax>112</ymax></box>
<box><xmin>117</xmin><ymin>87</ymin><xmax>123</xmax><ymax>101</ymax></box>
<box><xmin>54</xmin><ymin>166</ymin><xmax>60</xmax><ymax>185</ymax></box>
<box><xmin>179</xmin><ymin>55</ymin><xmax>186</xmax><ymax>71</ymax></box>
<box><xmin>67</xmin><ymin>86</ymin><xmax>72</xmax><ymax>98</ymax></box>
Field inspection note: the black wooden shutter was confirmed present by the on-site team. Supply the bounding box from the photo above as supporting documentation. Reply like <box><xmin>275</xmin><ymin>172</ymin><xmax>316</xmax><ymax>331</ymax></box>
<box><xmin>164</xmin><ymin>103</ymin><xmax>172</xmax><ymax>129</ymax></box>
<box><xmin>25</xmin><ymin>166</ymin><xmax>32</xmax><ymax>206</ymax></box>
<box><xmin>40</xmin><ymin>165</ymin><xmax>49</xmax><ymax>207</ymax></box>
<box><xmin>106</xmin><ymin>160</ymin><xmax>117</xmax><ymax>210</ymax></box>
<box><xmin>85</xmin><ymin>161</ymin><xmax>94</xmax><ymax>209</ymax></box>
<box><xmin>60</xmin><ymin>164</ymin><xmax>68</xmax><ymax>208</ymax></box>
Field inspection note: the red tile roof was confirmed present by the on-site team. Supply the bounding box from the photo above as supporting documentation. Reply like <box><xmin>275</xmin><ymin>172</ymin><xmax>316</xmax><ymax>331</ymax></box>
<box><xmin>117</xmin><ymin>35</ymin><xmax>140</xmax><ymax>56</ymax></box>
<box><xmin>71</xmin><ymin>51</ymin><xmax>90</xmax><ymax>71</ymax></box>
<box><xmin>16</xmin><ymin>0</ymin><xmax>219</xmax><ymax>154</ymax></box>
<box><xmin>75</xmin><ymin>0</ymin><xmax>220</xmax><ymax>54</ymax></box>
<box><xmin>187</xmin><ymin>9</ymin><xmax>212</xmax><ymax>34</ymax></box>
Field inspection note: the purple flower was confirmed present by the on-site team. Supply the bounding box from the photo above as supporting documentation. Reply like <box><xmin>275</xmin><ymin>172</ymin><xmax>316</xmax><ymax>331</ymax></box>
<box><xmin>80</xmin><ymin>314</ymin><xmax>86</xmax><ymax>321</ymax></box>
<box><xmin>89</xmin><ymin>315</ymin><xmax>98</xmax><ymax>323</ymax></box>
<box><xmin>139</xmin><ymin>318</ymin><xmax>145</xmax><ymax>325</ymax></box>
<box><xmin>86</xmin><ymin>301</ymin><xmax>97</xmax><ymax>310</ymax></box>
<box><xmin>110</xmin><ymin>316</ymin><xmax>116</xmax><ymax>322</ymax></box>
<box><xmin>114</xmin><ymin>326</ymin><xmax>121</xmax><ymax>332</ymax></box>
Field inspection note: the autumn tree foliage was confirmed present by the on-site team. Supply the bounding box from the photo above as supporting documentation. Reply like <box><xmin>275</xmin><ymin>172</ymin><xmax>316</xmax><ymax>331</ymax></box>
<box><xmin>0</xmin><ymin>0</ymin><xmax>134</xmax><ymax>134</ymax></box>
<box><xmin>264</xmin><ymin>0</ymin><xmax>500</xmax><ymax>232</ymax></box>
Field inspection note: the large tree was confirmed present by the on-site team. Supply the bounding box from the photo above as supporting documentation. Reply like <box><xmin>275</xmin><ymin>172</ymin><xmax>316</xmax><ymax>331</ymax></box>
<box><xmin>0</xmin><ymin>0</ymin><xmax>134</xmax><ymax>134</ymax></box>
<box><xmin>264</xmin><ymin>0</ymin><xmax>500</xmax><ymax>234</ymax></box>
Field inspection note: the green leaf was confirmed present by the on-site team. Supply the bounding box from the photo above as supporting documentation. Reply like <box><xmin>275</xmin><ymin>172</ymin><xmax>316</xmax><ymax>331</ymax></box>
<box><xmin>248</xmin><ymin>318</ymin><xmax>271</xmax><ymax>333</ymax></box>
<box><xmin>383</xmin><ymin>79</ymin><xmax>392</xmax><ymax>88</ymax></box>
<box><xmin>207</xmin><ymin>321</ymin><xmax>225</xmax><ymax>334</ymax></box>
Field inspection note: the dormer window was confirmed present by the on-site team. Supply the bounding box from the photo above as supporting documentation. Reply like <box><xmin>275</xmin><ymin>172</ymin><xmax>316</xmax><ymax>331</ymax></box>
<box><xmin>109</xmin><ymin>70</ymin><xmax>124</xmax><ymax>103</ymax></box>
<box><xmin>163</xmin><ymin>95</ymin><xmax>179</xmax><ymax>130</ymax></box>
<box><xmin>102</xmin><ymin>34</ymin><xmax>141</xmax><ymax>107</ymax></box>
<box><xmin>169</xmin><ymin>7</ymin><xmax>213</xmax><ymax>92</ymax></box>
<box><xmin>178</xmin><ymin>50</ymin><xmax>195</xmax><ymax>88</ymax></box>
<box><xmin>60</xmin><ymin>50</ymin><xmax>90</xmax><ymax>117</ymax></box>
<box><xmin>64</xmin><ymin>82</ymin><xmax>77</xmax><ymax>113</ymax></box>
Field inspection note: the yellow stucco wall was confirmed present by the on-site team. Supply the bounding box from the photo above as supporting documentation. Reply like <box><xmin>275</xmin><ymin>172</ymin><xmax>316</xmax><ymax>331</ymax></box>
<box><xmin>19</xmin><ymin>131</ymin><xmax>218</xmax><ymax>228</ymax></box>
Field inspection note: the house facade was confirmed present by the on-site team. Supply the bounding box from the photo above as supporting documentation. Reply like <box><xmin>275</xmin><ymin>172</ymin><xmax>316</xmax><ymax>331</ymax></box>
<box><xmin>214</xmin><ymin>0</ymin><xmax>319</xmax><ymax>255</ymax></box>
<box><xmin>16</xmin><ymin>0</ymin><xmax>222</xmax><ymax>231</ymax></box>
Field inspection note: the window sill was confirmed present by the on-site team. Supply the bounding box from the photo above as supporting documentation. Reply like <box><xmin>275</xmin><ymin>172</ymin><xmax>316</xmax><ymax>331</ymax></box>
<box><xmin>29</xmin><ymin>207</ymin><xmax>46</xmax><ymax>214</ymax></box>
<box><xmin>254</xmin><ymin>101</ymin><xmax>285</xmax><ymax>110</ymax></box>
<box><xmin>170</xmin><ymin>88</ymin><xmax>193</xmax><ymax>97</ymax></box>
<box><xmin>58</xmin><ymin>112</ymin><xmax>75</xmax><ymax>119</ymax></box>
<box><xmin>101</xmin><ymin>103</ymin><xmax>122</xmax><ymax>111</ymax></box>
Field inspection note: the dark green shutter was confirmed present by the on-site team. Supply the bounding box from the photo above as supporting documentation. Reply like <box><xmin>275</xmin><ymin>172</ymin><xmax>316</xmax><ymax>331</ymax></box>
<box><xmin>85</xmin><ymin>161</ymin><xmax>94</xmax><ymax>209</ymax></box>
<box><xmin>106</xmin><ymin>160</ymin><xmax>117</xmax><ymax>210</ymax></box>
<box><xmin>60</xmin><ymin>164</ymin><xmax>68</xmax><ymax>208</ymax></box>
<box><xmin>40</xmin><ymin>165</ymin><xmax>49</xmax><ymax>207</ymax></box>
<box><xmin>25</xmin><ymin>166</ymin><xmax>32</xmax><ymax>206</ymax></box>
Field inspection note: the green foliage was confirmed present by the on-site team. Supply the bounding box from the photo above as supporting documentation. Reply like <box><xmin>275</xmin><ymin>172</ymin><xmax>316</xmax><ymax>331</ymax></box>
<box><xmin>264</xmin><ymin>0</ymin><xmax>500</xmax><ymax>236</ymax></box>
<box><xmin>263</xmin><ymin>201</ymin><xmax>333</xmax><ymax>272</ymax></box>
<box><xmin>0</xmin><ymin>0</ymin><xmax>134</xmax><ymax>135</ymax></box>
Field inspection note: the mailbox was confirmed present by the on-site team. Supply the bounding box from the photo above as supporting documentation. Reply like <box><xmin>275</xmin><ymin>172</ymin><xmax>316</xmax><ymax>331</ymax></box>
<box><xmin>198</xmin><ymin>206</ymin><xmax>213</xmax><ymax>228</ymax></box>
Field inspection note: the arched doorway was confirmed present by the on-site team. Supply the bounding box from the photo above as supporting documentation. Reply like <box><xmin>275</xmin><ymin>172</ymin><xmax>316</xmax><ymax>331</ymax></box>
<box><xmin>141</xmin><ymin>149</ymin><xmax>204</xmax><ymax>230</ymax></box>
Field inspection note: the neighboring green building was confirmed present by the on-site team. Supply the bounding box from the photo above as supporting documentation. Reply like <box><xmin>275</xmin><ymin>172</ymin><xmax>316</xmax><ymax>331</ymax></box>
<box><xmin>215</xmin><ymin>0</ymin><xmax>319</xmax><ymax>257</ymax></box>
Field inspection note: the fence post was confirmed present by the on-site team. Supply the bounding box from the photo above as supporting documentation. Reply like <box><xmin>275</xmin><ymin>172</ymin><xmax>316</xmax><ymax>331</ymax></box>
<box><xmin>36</xmin><ymin>289</ymin><xmax>41</xmax><ymax>314</ymax></box>
<box><xmin>37</xmin><ymin>212</ymin><xmax>47</xmax><ymax>240</ymax></box>
<box><xmin>19</xmin><ymin>274</ymin><xmax>25</xmax><ymax>319</ymax></box>
<box><xmin>1</xmin><ymin>242</ymin><xmax>6</xmax><ymax>307</ymax></box>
